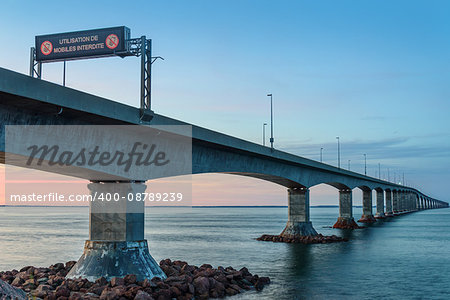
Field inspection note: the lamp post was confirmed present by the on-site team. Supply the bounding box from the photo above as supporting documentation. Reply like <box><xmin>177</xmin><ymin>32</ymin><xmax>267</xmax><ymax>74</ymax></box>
<box><xmin>378</xmin><ymin>163</ymin><xmax>381</xmax><ymax>179</ymax></box>
<box><xmin>267</xmin><ymin>94</ymin><xmax>274</xmax><ymax>150</ymax></box>
<box><xmin>262</xmin><ymin>123</ymin><xmax>267</xmax><ymax>146</ymax></box>
<box><xmin>336</xmin><ymin>137</ymin><xmax>340</xmax><ymax>168</ymax></box>
<box><xmin>363</xmin><ymin>154</ymin><xmax>367</xmax><ymax>175</ymax></box>
<box><xmin>320</xmin><ymin>147</ymin><xmax>323</xmax><ymax>162</ymax></box>
<box><xmin>348</xmin><ymin>159</ymin><xmax>351</xmax><ymax>170</ymax></box>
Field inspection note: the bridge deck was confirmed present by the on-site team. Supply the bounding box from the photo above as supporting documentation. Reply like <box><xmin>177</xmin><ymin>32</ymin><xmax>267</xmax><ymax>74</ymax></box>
<box><xmin>0</xmin><ymin>67</ymin><xmax>442</xmax><ymax>203</ymax></box>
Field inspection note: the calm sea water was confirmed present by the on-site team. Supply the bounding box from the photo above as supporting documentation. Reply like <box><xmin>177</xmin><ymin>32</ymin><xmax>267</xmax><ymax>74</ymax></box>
<box><xmin>0</xmin><ymin>206</ymin><xmax>449</xmax><ymax>299</ymax></box>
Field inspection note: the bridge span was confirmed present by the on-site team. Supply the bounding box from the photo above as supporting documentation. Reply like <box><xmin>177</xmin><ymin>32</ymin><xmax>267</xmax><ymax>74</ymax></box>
<box><xmin>0</xmin><ymin>67</ymin><xmax>448</xmax><ymax>280</ymax></box>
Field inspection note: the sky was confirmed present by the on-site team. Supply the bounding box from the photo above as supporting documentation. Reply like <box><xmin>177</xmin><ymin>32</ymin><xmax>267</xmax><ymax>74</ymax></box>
<box><xmin>0</xmin><ymin>0</ymin><xmax>449</xmax><ymax>206</ymax></box>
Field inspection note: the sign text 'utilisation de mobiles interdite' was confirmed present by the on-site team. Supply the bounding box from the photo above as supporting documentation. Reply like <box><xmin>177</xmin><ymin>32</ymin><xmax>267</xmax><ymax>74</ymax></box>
<box><xmin>35</xmin><ymin>26</ymin><xmax>130</xmax><ymax>62</ymax></box>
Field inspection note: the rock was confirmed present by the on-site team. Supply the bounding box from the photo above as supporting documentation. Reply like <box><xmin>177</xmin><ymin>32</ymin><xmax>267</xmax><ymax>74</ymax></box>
<box><xmin>257</xmin><ymin>233</ymin><xmax>347</xmax><ymax>244</ymax></box>
<box><xmin>37</xmin><ymin>277</ymin><xmax>48</xmax><ymax>284</ymax></box>
<box><xmin>4</xmin><ymin>260</ymin><xmax>269</xmax><ymax>300</ymax></box>
<box><xmin>11</xmin><ymin>277</ymin><xmax>24</xmax><ymax>286</ymax></box>
<box><xmin>89</xmin><ymin>285</ymin><xmax>106</xmax><ymax>296</ymax></box>
<box><xmin>56</xmin><ymin>285</ymin><xmax>71</xmax><ymax>297</ymax></box>
<box><xmin>99</xmin><ymin>288</ymin><xmax>119</xmax><ymax>300</ymax></box>
<box><xmin>19</xmin><ymin>266</ymin><xmax>33</xmax><ymax>273</ymax></box>
<box><xmin>169</xmin><ymin>286</ymin><xmax>181</xmax><ymax>297</ymax></box>
<box><xmin>255</xmin><ymin>277</ymin><xmax>270</xmax><ymax>291</ymax></box>
<box><xmin>134</xmin><ymin>290</ymin><xmax>154</xmax><ymax>300</ymax></box>
<box><xmin>140</xmin><ymin>279</ymin><xmax>154</xmax><ymax>288</ymax></box>
<box><xmin>50</xmin><ymin>263</ymin><xmax>65</xmax><ymax>271</ymax></box>
<box><xmin>95</xmin><ymin>277</ymin><xmax>108</xmax><ymax>286</ymax></box>
<box><xmin>65</xmin><ymin>261</ymin><xmax>77</xmax><ymax>270</ymax></box>
<box><xmin>193</xmin><ymin>276</ymin><xmax>210</xmax><ymax>295</ymax></box>
<box><xmin>36</xmin><ymin>284</ymin><xmax>52</xmax><ymax>293</ymax></box>
<box><xmin>225</xmin><ymin>287</ymin><xmax>238</xmax><ymax>296</ymax></box>
<box><xmin>153</xmin><ymin>288</ymin><xmax>171</xmax><ymax>300</ymax></box>
<box><xmin>124</xmin><ymin>274</ymin><xmax>137</xmax><ymax>285</ymax></box>
<box><xmin>16</xmin><ymin>272</ymin><xmax>28</xmax><ymax>281</ymax></box>
<box><xmin>69</xmin><ymin>292</ymin><xmax>83</xmax><ymax>300</ymax></box>
<box><xmin>110</xmin><ymin>277</ymin><xmax>125</xmax><ymax>287</ymax></box>
<box><xmin>0</xmin><ymin>279</ymin><xmax>27</xmax><ymax>300</ymax></box>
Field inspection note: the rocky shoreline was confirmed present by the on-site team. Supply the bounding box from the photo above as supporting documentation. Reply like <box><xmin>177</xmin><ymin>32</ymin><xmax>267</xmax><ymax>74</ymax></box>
<box><xmin>0</xmin><ymin>259</ymin><xmax>270</xmax><ymax>300</ymax></box>
<box><xmin>256</xmin><ymin>233</ymin><xmax>348</xmax><ymax>244</ymax></box>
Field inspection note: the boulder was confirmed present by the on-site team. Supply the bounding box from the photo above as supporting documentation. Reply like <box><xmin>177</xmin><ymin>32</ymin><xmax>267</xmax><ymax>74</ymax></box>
<box><xmin>193</xmin><ymin>276</ymin><xmax>210</xmax><ymax>295</ymax></box>
<box><xmin>134</xmin><ymin>290</ymin><xmax>154</xmax><ymax>300</ymax></box>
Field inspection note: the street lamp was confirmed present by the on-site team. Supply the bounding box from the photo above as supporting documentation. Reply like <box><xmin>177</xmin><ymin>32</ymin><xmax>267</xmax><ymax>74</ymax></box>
<box><xmin>348</xmin><ymin>159</ymin><xmax>351</xmax><ymax>170</ymax></box>
<box><xmin>262</xmin><ymin>123</ymin><xmax>267</xmax><ymax>146</ymax></box>
<box><xmin>320</xmin><ymin>147</ymin><xmax>323</xmax><ymax>162</ymax></box>
<box><xmin>336</xmin><ymin>137</ymin><xmax>340</xmax><ymax>168</ymax></box>
<box><xmin>267</xmin><ymin>94</ymin><xmax>274</xmax><ymax>150</ymax></box>
<box><xmin>378</xmin><ymin>163</ymin><xmax>381</xmax><ymax>179</ymax></box>
<box><xmin>363</xmin><ymin>154</ymin><xmax>367</xmax><ymax>175</ymax></box>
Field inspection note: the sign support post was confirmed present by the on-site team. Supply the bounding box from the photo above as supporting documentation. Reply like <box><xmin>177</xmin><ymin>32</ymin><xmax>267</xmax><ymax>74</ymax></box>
<box><xmin>139</xmin><ymin>36</ymin><xmax>153</xmax><ymax>121</ymax></box>
<box><xmin>29</xmin><ymin>47</ymin><xmax>41</xmax><ymax>79</ymax></box>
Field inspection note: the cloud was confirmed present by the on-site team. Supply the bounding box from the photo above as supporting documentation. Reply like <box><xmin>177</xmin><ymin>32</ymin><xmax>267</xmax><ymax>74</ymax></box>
<box><xmin>279</xmin><ymin>136</ymin><xmax>450</xmax><ymax>162</ymax></box>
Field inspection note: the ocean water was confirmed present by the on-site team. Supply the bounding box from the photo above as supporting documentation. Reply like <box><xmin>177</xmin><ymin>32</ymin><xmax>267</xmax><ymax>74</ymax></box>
<box><xmin>0</xmin><ymin>206</ymin><xmax>449</xmax><ymax>299</ymax></box>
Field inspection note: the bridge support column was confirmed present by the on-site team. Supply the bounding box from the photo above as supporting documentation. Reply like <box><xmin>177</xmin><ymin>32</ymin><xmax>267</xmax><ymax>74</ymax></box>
<box><xmin>66</xmin><ymin>181</ymin><xmax>166</xmax><ymax>281</ymax></box>
<box><xmin>333</xmin><ymin>189</ymin><xmax>360</xmax><ymax>229</ymax></box>
<box><xmin>405</xmin><ymin>192</ymin><xmax>410</xmax><ymax>212</ymax></box>
<box><xmin>280</xmin><ymin>187</ymin><xmax>318</xmax><ymax>237</ymax></box>
<box><xmin>385</xmin><ymin>190</ymin><xmax>393</xmax><ymax>217</ymax></box>
<box><xmin>375</xmin><ymin>190</ymin><xmax>385</xmax><ymax>219</ymax></box>
<box><xmin>404</xmin><ymin>192</ymin><xmax>408</xmax><ymax>212</ymax></box>
<box><xmin>409</xmin><ymin>193</ymin><xmax>414</xmax><ymax>211</ymax></box>
<box><xmin>398</xmin><ymin>191</ymin><xmax>404</xmax><ymax>212</ymax></box>
<box><xmin>412</xmin><ymin>193</ymin><xmax>418</xmax><ymax>211</ymax></box>
<box><xmin>358</xmin><ymin>189</ymin><xmax>376</xmax><ymax>223</ymax></box>
<box><xmin>392</xmin><ymin>190</ymin><xmax>399</xmax><ymax>214</ymax></box>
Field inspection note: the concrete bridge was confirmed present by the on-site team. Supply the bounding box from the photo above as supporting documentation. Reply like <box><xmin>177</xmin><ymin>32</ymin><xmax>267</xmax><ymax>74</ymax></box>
<box><xmin>0</xmin><ymin>67</ymin><xmax>448</xmax><ymax>280</ymax></box>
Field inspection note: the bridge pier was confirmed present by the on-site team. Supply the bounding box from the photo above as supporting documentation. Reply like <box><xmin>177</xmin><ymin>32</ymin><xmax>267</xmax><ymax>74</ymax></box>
<box><xmin>280</xmin><ymin>188</ymin><xmax>318</xmax><ymax>237</ymax></box>
<box><xmin>358</xmin><ymin>189</ymin><xmax>376</xmax><ymax>223</ymax></box>
<box><xmin>392</xmin><ymin>190</ymin><xmax>399</xmax><ymax>215</ymax></box>
<box><xmin>66</xmin><ymin>181</ymin><xmax>166</xmax><ymax>282</ymax></box>
<box><xmin>399</xmin><ymin>191</ymin><xmax>404</xmax><ymax>212</ymax></box>
<box><xmin>385</xmin><ymin>190</ymin><xmax>393</xmax><ymax>217</ymax></box>
<box><xmin>375</xmin><ymin>190</ymin><xmax>385</xmax><ymax>219</ymax></box>
<box><xmin>333</xmin><ymin>189</ymin><xmax>360</xmax><ymax>229</ymax></box>
<box><xmin>402</xmin><ymin>191</ymin><xmax>407</xmax><ymax>212</ymax></box>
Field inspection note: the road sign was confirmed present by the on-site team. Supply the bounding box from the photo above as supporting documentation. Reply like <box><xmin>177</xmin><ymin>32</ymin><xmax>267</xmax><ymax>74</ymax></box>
<box><xmin>106</xmin><ymin>34</ymin><xmax>119</xmax><ymax>49</ymax></box>
<box><xmin>40</xmin><ymin>41</ymin><xmax>53</xmax><ymax>56</ymax></box>
<box><xmin>35</xmin><ymin>26</ymin><xmax>130</xmax><ymax>62</ymax></box>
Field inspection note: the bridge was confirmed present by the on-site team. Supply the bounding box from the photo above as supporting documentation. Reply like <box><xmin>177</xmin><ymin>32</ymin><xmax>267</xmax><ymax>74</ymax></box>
<box><xmin>0</xmin><ymin>67</ymin><xmax>447</xmax><ymax>281</ymax></box>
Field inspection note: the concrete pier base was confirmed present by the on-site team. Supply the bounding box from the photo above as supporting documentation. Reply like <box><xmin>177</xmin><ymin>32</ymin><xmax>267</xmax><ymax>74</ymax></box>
<box><xmin>333</xmin><ymin>217</ymin><xmax>361</xmax><ymax>229</ymax></box>
<box><xmin>358</xmin><ymin>189</ymin><xmax>376</xmax><ymax>223</ymax></box>
<box><xmin>66</xmin><ymin>240</ymin><xmax>165</xmax><ymax>281</ymax></box>
<box><xmin>358</xmin><ymin>214</ymin><xmax>377</xmax><ymax>222</ymax></box>
<box><xmin>66</xmin><ymin>181</ymin><xmax>166</xmax><ymax>281</ymax></box>
<box><xmin>333</xmin><ymin>189</ymin><xmax>361</xmax><ymax>229</ymax></box>
<box><xmin>280</xmin><ymin>221</ymin><xmax>318</xmax><ymax>237</ymax></box>
<box><xmin>280</xmin><ymin>188</ymin><xmax>318</xmax><ymax>238</ymax></box>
